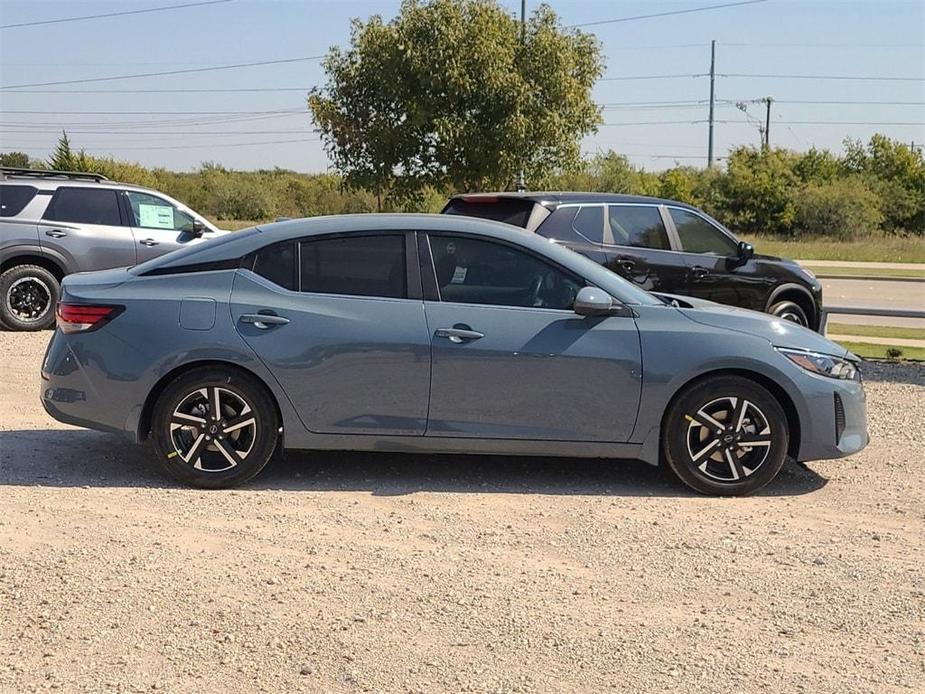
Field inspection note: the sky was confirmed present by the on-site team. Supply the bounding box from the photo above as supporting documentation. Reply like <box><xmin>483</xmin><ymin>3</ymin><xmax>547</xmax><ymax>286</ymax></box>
<box><xmin>0</xmin><ymin>0</ymin><xmax>923</xmax><ymax>173</ymax></box>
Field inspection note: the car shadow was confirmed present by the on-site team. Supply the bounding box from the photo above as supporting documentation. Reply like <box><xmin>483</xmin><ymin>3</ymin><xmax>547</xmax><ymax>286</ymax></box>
<box><xmin>0</xmin><ymin>429</ymin><xmax>828</xmax><ymax>498</ymax></box>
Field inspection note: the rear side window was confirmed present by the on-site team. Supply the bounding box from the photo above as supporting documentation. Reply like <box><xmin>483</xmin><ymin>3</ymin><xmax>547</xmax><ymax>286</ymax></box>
<box><xmin>0</xmin><ymin>185</ymin><xmax>38</xmax><ymax>217</ymax></box>
<box><xmin>536</xmin><ymin>205</ymin><xmax>604</xmax><ymax>245</ymax></box>
<box><xmin>300</xmin><ymin>235</ymin><xmax>406</xmax><ymax>299</ymax></box>
<box><xmin>250</xmin><ymin>241</ymin><xmax>297</xmax><ymax>291</ymax></box>
<box><xmin>43</xmin><ymin>187</ymin><xmax>121</xmax><ymax>226</ymax></box>
<box><xmin>608</xmin><ymin>205</ymin><xmax>670</xmax><ymax>250</ymax></box>
<box><xmin>670</xmin><ymin>208</ymin><xmax>738</xmax><ymax>255</ymax></box>
<box><xmin>443</xmin><ymin>198</ymin><xmax>536</xmax><ymax>228</ymax></box>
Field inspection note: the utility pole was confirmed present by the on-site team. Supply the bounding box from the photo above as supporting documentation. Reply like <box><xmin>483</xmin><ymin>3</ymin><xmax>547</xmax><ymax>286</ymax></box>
<box><xmin>516</xmin><ymin>0</ymin><xmax>527</xmax><ymax>191</ymax></box>
<box><xmin>707</xmin><ymin>39</ymin><xmax>716</xmax><ymax>168</ymax></box>
<box><xmin>763</xmin><ymin>96</ymin><xmax>773</xmax><ymax>149</ymax></box>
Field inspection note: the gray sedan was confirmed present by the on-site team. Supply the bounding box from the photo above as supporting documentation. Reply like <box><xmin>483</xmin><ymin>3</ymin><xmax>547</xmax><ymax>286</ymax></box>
<box><xmin>40</xmin><ymin>214</ymin><xmax>868</xmax><ymax>495</ymax></box>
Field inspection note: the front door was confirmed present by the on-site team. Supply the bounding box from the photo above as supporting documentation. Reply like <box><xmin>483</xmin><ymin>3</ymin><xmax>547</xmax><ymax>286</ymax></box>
<box><xmin>601</xmin><ymin>204</ymin><xmax>688</xmax><ymax>294</ymax></box>
<box><xmin>123</xmin><ymin>190</ymin><xmax>209</xmax><ymax>263</ymax></box>
<box><xmin>423</xmin><ymin>233</ymin><xmax>642</xmax><ymax>442</ymax></box>
<box><xmin>230</xmin><ymin>232</ymin><xmax>431</xmax><ymax>436</ymax></box>
<box><xmin>667</xmin><ymin>206</ymin><xmax>768</xmax><ymax>311</ymax></box>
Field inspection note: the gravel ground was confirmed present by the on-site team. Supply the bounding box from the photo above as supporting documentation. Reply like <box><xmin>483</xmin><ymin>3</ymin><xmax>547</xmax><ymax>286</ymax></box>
<box><xmin>1</xmin><ymin>331</ymin><xmax>923</xmax><ymax>693</ymax></box>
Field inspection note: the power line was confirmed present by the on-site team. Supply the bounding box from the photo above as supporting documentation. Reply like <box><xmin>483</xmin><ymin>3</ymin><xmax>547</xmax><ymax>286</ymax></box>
<box><xmin>0</xmin><ymin>129</ymin><xmax>315</xmax><ymax>135</ymax></box>
<box><xmin>719</xmin><ymin>73</ymin><xmax>924</xmax><ymax>81</ymax></box>
<box><xmin>569</xmin><ymin>0</ymin><xmax>767</xmax><ymax>28</ymax></box>
<box><xmin>721</xmin><ymin>99</ymin><xmax>925</xmax><ymax>106</ymax></box>
<box><xmin>1</xmin><ymin>87</ymin><xmax>314</xmax><ymax>94</ymax></box>
<box><xmin>1</xmin><ymin>137</ymin><xmax>320</xmax><ymax>151</ymax></box>
<box><xmin>723</xmin><ymin>42</ymin><xmax>924</xmax><ymax>48</ymax></box>
<box><xmin>599</xmin><ymin>74</ymin><xmax>706</xmax><ymax>81</ymax></box>
<box><xmin>0</xmin><ymin>0</ymin><xmax>233</xmax><ymax>30</ymax></box>
<box><xmin>0</xmin><ymin>109</ymin><xmax>306</xmax><ymax>115</ymax></box>
<box><xmin>0</xmin><ymin>56</ymin><xmax>324</xmax><ymax>90</ymax></box>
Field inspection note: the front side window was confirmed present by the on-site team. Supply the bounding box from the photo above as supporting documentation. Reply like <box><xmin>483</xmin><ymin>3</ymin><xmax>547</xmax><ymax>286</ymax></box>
<box><xmin>0</xmin><ymin>185</ymin><xmax>37</xmax><ymax>217</ymax></box>
<box><xmin>608</xmin><ymin>205</ymin><xmax>670</xmax><ymax>250</ymax></box>
<box><xmin>429</xmin><ymin>234</ymin><xmax>583</xmax><ymax>310</ymax></box>
<box><xmin>670</xmin><ymin>208</ymin><xmax>737</xmax><ymax>255</ymax></box>
<box><xmin>300</xmin><ymin>234</ymin><xmax>406</xmax><ymax>299</ymax></box>
<box><xmin>43</xmin><ymin>187</ymin><xmax>121</xmax><ymax>226</ymax></box>
<box><xmin>126</xmin><ymin>191</ymin><xmax>194</xmax><ymax>232</ymax></box>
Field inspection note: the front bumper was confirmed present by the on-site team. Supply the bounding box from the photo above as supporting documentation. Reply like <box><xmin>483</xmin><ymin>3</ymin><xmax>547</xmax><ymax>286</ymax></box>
<box><xmin>794</xmin><ymin>373</ymin><xmax>868</xmax><ymax>462</ymax></box>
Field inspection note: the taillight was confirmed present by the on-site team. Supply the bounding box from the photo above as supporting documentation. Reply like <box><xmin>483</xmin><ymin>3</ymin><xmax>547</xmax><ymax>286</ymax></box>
<box><xmin>56</xmin><ymin>303</ymin><xmax>123</xmax><ymax>333</ymax></box>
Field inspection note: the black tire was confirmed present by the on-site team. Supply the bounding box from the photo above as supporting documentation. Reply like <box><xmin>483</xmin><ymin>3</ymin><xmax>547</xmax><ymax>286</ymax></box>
<box><xmin>0</xmin><ymin>264</ymin><xmax>59</xmax><ymax>331</ymax></box>
<box><xmin>769</xmin><ymin>300</ymin><xmax>809</xmax><ymax>327</ymax></box>
<box><xmin>151</xmin><ymin>367</ymin><xmax>279</xmax><ymax>489</ymax></box>
<box><xmin>662</xmin><ymin>376</ymin><xmax>789</xmax><ymax>496</ymax></box>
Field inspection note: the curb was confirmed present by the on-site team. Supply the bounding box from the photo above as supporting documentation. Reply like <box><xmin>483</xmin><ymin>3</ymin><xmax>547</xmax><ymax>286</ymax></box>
<box><xmin>816</xmin><ymin>273</ymin><xmax>925</xmax><ymax>283</ymax></box>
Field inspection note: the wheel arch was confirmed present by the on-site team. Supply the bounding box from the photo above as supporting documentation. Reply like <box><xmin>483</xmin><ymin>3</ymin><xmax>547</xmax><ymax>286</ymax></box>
<box><xmin>138</xmin><ymin>359</ymin><xmax>284</xmax><ymax>446</ymax></box>
<box><xmin>766</xmin><ymin>283</ymin><xmax>817</xmax><ymax>329</ymax></box>
<box><xmin>0</xmin><ymin>252</ymin><xmax>66</xmax><ymax>281</ymax></box>
<box><xmin>661</xmin><ymin>367</ymin><xmax>802</xmax><ymax>459</ymax></box>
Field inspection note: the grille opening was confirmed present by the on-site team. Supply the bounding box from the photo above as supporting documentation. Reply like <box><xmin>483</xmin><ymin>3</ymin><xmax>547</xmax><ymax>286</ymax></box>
<box><xmin>834</xmin><ymin>393</ymin><xmax>846</xmax><ymax>445</ymax></box>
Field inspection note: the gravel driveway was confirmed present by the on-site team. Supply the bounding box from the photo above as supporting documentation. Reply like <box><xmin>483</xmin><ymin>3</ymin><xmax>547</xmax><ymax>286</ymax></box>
<box><xmin>1</xmin><ymin>332</ymin><xmax>923</xmax><ymax>693</ymax></box>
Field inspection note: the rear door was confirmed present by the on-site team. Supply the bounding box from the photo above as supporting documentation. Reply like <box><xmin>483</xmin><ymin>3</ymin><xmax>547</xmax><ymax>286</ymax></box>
<box><xmin>39</xmin><ymin>186</ymin><xmax>136</xmax><ymax>272</ymax></box>
<box><xmin>122</xmin><ymin>190</ymin><xmax>209</xmax><ymax>263</ymax></box>
<box><xmin>602</xmin><ymin>204</ymin><xmax>688</xmax><ymax>294</ymax></box>
<box><xmin>422</xmin><ymin>232</ymin><xmax>641</xmax><ymax>442</ymax></box>
<box><xmin>532</xmin><ymin>204</ymin><xmax>609</xmax><ymax>265</ymax></box>
<box><xmin>229</xmin><ymin>231</ymin><xmax>432</xmax><ymax>436</ymax></box>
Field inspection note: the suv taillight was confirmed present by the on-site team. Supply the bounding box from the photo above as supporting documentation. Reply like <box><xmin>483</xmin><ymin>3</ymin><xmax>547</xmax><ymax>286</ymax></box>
<box><xmin>56</xmin><ymin>303</ymin><xmax>122</xmax><ymax>333</ymax></box>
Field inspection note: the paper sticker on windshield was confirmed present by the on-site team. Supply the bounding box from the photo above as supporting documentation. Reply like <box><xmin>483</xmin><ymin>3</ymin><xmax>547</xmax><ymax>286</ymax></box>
<box><xmin>138</xmin><ymin>203</ymin><xmax>174</xmax><ymax>229</ymax></box>
<box><xmin>451</xmin><ymin>266</ymin><xmax>467</xmax><ymax>284</ymax></box>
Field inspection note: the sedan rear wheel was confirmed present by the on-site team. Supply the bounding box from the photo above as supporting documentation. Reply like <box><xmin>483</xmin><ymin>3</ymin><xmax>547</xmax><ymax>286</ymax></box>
<box><xmin>663</xmin><ymin>376</ymin><xmax>789</xmax><ymax>496</ymax></box>
<box><xmin>151</xmin><ymin>368</ymin><xmax>279</xmax><ymax>488</ymax></box>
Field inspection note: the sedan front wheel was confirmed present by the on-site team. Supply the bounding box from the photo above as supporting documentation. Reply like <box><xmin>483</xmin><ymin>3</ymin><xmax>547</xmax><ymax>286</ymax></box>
<box><xmin>151</xmin><ymin>367</ymin><xmax>279</xmax><ymax>488</ymax></box>
<box><xmin>663</xmin><ymin>375</ymin><xmax>789</xmax><ymax>496</ymax></box>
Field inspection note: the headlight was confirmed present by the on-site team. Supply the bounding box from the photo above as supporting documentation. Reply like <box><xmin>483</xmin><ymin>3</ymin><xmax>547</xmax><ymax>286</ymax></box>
<box><xmin>777</xmin><ymin>347</ymin><xmax>859</xmax><ymax>380</ymax></box>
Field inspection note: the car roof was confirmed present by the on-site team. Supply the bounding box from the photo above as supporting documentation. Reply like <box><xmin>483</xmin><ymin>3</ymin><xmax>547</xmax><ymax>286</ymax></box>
<box><xmin>0</xmin><ymin>169</ymin><xmax>166</xmax><ymax>196</ymax></box>
<box><xmin>449</xmin><ymin>191</ymin><xmax>698</xmax><ymax>210</ymax></box>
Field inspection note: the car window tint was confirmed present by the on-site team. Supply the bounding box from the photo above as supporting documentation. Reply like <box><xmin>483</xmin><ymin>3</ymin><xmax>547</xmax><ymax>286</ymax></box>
<box><xmin>0</xmin><ymin>185</ymin><xmax>37</xmax><ymax>217</ymax></box>
<box><xmin>608</xmin><ymin>206</ymin><xmax>670</xmax><ymax>250</ymax></box>
<box><xmin>126</xmin><ymin>191</ymin><xmax>194</xmax><ymax>232</ymax></box>
<box><xmin>429</xmin><ymin>234</ymin><xmax>583</xmax><ymax>310</ymax></box>
<box><xmin>43</xmin><ymin>187</ymin><xmax>121</xmax><ymax>225</ymax></box>
<box><xmin>300</xmin><ymin>235</ymin><xmax>406</xmax><ymax>299</ymax></box>
<box><xmin>251</xmin><ymin>241</ymin><xmax>296</xmax><ymax>291</ymax></box>
<box><xmin>670</xmin><ymin>208</ymin><xmax>737</xmax><ymax>255</ymax></box>
<box><xmin>572</xmin><ymin>206</ymin><xmax>604</xmax><ymax>244</ymax></box>
<box><xmin>442</xmin><ymin>198</ymin><xmax>536</xmax><ymax>228</ymax></box>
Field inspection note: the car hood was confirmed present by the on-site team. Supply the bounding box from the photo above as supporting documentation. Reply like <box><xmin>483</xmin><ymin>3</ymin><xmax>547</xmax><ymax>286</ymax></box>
<box><xmin>655</xmin><ymin>293</ymin><xmax>849</xmax><ymax>357</ymax></box>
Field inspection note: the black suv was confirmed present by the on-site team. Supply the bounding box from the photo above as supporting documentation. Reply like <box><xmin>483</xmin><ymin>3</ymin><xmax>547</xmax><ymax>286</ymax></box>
<box><xmin>443</xmin><ymin>192</ymin><xmax>823</xmax><ymax>330</ymax></box>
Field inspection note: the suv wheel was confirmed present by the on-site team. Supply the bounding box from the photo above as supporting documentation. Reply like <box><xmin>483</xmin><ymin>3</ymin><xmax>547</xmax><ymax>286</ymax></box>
<box><xmin>0</xmin><ymin>264</ymin><xmax>59</xmax><ymax>331</ymax></box>
<box><xmin>769</xmin><ymin>300</ymin><xmax>809</xmax><ymax>327</ymax></box>
<box><xmin>151</xmin><ymin>367</ymin><xmax>279</xmax><ymax>489</ymax></box>
<box><xmin>663</xmin><ymin>375</ymin><xmax>789</xmax><ymax>496</ymax></box>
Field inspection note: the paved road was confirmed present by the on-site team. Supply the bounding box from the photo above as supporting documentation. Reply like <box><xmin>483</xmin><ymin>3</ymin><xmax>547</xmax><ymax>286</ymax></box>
<box><xmin>823</xmin><ymin>277</ymin><xmax>925</xmax><ymax>329</ymax></box>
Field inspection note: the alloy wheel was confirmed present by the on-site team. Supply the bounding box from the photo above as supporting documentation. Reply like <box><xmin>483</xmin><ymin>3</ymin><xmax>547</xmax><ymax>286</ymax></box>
<box><xmin>169</xmin><ymin>386</ymin><xmax>257</xmax><ymax>472</ymax></box>
<box><xmin>7</xmin><ymin>276</ymin><xmax>51</xmax><ymax>323</ymax></box>
<box><xmin>685</xmin><ymin>396</ymin><xmax>772</xmax><ymax>482</ymax></box>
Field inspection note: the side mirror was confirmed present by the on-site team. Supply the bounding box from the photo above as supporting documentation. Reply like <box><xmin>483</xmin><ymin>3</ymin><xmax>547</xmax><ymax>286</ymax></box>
<box><xmin>191</xmin><ymin>219</ymin><xmax>206</xmax><ymax>237</ymax></box>
<box><xmin>727</xmin><ymin>240</ymin><xmax>753</xmax><ymax>269</ymax></box>
<box><xmin>573</xmin><ymin>286</ymin><xmax>615</xmax><ymax>316</ymax></box>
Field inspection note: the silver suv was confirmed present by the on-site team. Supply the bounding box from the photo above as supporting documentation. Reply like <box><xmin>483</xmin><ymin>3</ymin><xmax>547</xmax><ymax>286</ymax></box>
<box><xmin>0</xmin><ymin>167</ymin><xmax>225</xmax><ymax>330</ymax></box>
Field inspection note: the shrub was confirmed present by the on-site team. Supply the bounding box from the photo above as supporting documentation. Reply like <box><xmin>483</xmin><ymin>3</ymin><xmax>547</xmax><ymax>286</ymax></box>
<box><xmin>792</xmin><ymin>178</ymin><xmax>883</xmax><ymax>239</ymax></box>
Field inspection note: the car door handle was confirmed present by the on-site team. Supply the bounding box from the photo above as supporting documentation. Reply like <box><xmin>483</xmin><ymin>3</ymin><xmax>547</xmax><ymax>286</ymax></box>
<box><xmin>240</xmin><ymin>313</ymin><xmax>290</xmax><ymax>329</ymax></box>
<box><xmin>691</xmin><ymin>266</ymin><xmax>710</xmax><ymax>280</ymax></box>
<box><xmin>45</xmin><ymin>229</ymin><xmax>67</xmax><ymax>238</ymax></box>
<box><xmin>139</xmin><ymin>238</ymin><xmax>159</xmax><ymax>247</ymax></box>
<box><xmin>435</xmin><ymin>327</ymin><xmax>484</xmax><ymax>344</ymax></box>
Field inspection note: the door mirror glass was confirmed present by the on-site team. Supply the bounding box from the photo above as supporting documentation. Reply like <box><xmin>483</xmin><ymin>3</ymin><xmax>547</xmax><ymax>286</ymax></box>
<box><xmin>573</xmin><ymin>286</ymin><xmax>614</xmax><ymax>316</ymax></box>
<box><xmin>737</xmin><ymin>240</ymin><xmax>754</xmax><ymax>261</ymax></box>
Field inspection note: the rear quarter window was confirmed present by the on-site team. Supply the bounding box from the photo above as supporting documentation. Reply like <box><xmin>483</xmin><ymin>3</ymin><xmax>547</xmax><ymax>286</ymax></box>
<box><xmin>0</xmin><ymin>185</ymin><xmax>38</xmax><ymax>217</ymax></box>
<box><xmin>443</xmin><ymin>198</ymin><xmax>536</xmax><ymax>228</ymax></box>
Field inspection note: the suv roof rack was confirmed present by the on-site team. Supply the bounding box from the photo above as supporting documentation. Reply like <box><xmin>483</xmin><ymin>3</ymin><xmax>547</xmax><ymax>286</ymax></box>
<box><xmin>0</xmin><ymin>166</ymin><xmax>109</xmax><ymax>182</ymax></box>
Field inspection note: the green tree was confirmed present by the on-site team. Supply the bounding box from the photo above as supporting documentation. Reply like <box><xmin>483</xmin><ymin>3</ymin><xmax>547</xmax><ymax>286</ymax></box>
<box><xmin>47</xmin><ymin>131</ymin><xmax>93</xmax><ymax>172</ymax></box>
<box><xmin>715</xmin><ymin>146</ymin><xmax>801</xmax><ymax>235</ymax></box>
<box><xmin>0</xmin><ymin>151</ymin><xmax>31</xmax><ymax>168</ymax></box>
<box><xmin>792</xmin><ymin>178</ymin><xmax>883</xmax><ymax>239</ymax></box>
<box><xmin>309</xmin><ymin>0</ymin><xmax>604</xmax><ymax>207</ymax></box>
